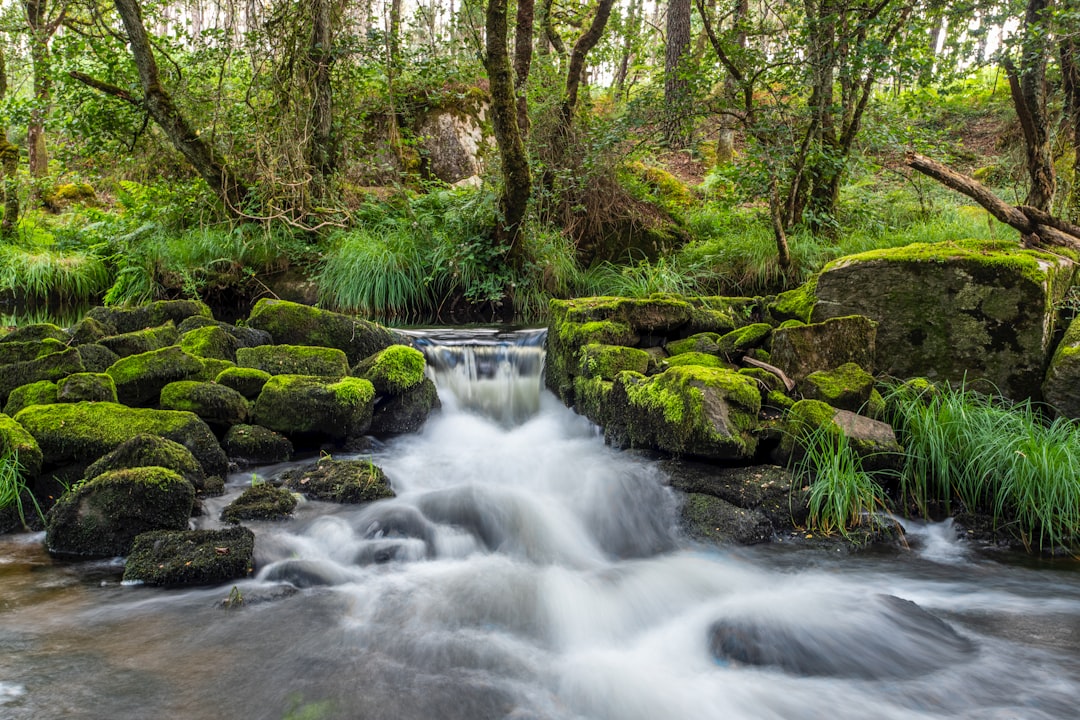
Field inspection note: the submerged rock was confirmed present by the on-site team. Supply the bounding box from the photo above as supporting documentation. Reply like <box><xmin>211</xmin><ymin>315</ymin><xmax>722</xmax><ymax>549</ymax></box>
<box><xmin>46</xmin><ymin>466</ymin><xmax>195</xmax><ymax>557</ymax></box>
<box><xmin>679</xmin><ymin>492</ymin><xmax>773</xmax><ymax>544</ymax></box>
<box><xmin>278</xmin><ymin>457</ymin><xmax>394</xmax><ymax>504</ymax></box>
<box><xmin>221</xmin><ymin>483</ymin><xmax>297</xmax><ymax>523</ymax></box>
<box><xmin>123</xmin><ymin>526</ymin><xmax>255</xmax><ymax>586</ymax></box>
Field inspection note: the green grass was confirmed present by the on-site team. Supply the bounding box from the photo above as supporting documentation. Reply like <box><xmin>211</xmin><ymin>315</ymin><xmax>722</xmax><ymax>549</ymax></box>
<box><xmin>0</xmin><ymin>450</ymin><xmax>42</xmax><ymax>530</ymax></box>
<box><xmin>884</xmin><ymin>382</ymin><xmax>1080</xmax><ymax>553</ymax></box>
<box><xmin>0</xmin><ymin>244</ymin><xmax>111</xmax><ymax>304</ymax></box>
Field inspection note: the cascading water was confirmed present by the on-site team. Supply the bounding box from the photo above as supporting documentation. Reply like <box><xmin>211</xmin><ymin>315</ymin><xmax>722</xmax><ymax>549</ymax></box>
<box><xmin>1</xmin><ymin>328</ymin><xmax>1079</xmax><ymax>719</ymax></box>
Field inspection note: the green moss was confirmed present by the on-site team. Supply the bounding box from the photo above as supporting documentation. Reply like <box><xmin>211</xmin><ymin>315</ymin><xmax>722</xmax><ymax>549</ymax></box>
<box><xmin>666</xmin><ymin>333</ymin><xmax>721</xmax><ymax>357</ymax></box>
<box><xmin>0</xmin><ymin>348</ymin><xmax>85</xmax><ymax>407</ymax></box>
<box><xmin>106</xmin><ymin>346</ymin><xmax>205</xmax><ymax>406</ymax></box>
<box><xmin>573</xmin><ymin>375</ymin><xmax>614</xmax><ymax>426</ymax></box>
<box><xmin>557</xmin><ymin>319</ymin><xmax>639</xmax><ymax>348</ymax></box>
<box><xmin>353</xmin><ymin>345</ymin><xmax>426</xmax><ymax>395</ymax></box>
<box><xmin>770</xmin><ymin>315</ymin><xmax>877</xmax><ymax>382</ymax></box>
<box><xmin>84</xmin><ymin>433</ymin><xmax>207</xmax><ymax>493</ymax></box>
<box><xmin>718</xmin><ymin>323</ymin><xmax>772</xmax><ymax>355</ymax></box>
<box><xmin>180</xmin><ymin>325</ymin><xmax>240</xmax><ymax>361</ymax></box>
<box><xmin>246</xmin><ymin>298</ymin><xmax>397</xmax><ymax>365</ymax></box>
<box><xmin>253</xmin><ymin>375</ymin><xmax>374</xmax><ymax>439</ymax></box>
<box><xmin>329</xmin><ymin>377</ymin><xmax>376</xmax><ymax>407</ymax></box>
<box><xmin>195</xmin><ymin>358</ymin><xmax>235</xmax><ymax>381</ymax></box>
<box><xmin>769</xmin><ymin>277</ymin><xmax>819</xmax><ymax>324</ymax></box>
<box><xmin>160</xmin><ymin>381</ymin><xmax>250</xmax><ymax>427</ymax></box>
<box><xmin>778</xmin><ymin>319</ymin><xmax>806</xmax><ymax>330</ymax></box>
<box><xmin>123</xmin><ymin>526</ymin><xmax>254</xmax><ymax>586</ymax></box>
<box><xmin>0</xmin><ymin>323</ymin><xmax>69</xmax><ymax>344</ymax></box>
<box><xmin>221</xmin><ymin>484</ymin><xmax>296</xmax><ymax>523</ymax></box>
<box><xmin>0</xmin><ymin>338</ymin><xmax>66</xmax><ymax>366</ymax></box>
<box><xmin>15</xmin><ymin>401</ymin><xmax>228</xmax><ymax>478</ymax></box>
<box><xmin>279</xmin><ymin>457</ymin><xmax>395</xmax><ymax>503</ymax></box>
<box><xmin>99</xmin><ymin>322</ymin><xmax>178</xmax><ymax>358</ymax></box>
<box><xmin>0</xmin><ymin>413</ymin><xmax>43</xmax><ymax>478</ymax></box>
<box><xmin>87</xmin><ymin>300</ymin><xmax>212</xmax><ymax>336</ymax></box>
<box><xmin>866</xmin><ymin>388</ymin><xmax>886</xmax><ymax>419</ymax></box>
<box><xmin>69</xmin><ymin>316</ymin><xmax>112</xmax><ymax>345</ymax></box>
<box><xmin>664</xmin><ymin>351</ymin><xmax>725</xmax><ymax>368</ymax></box>
<box><xmin>222</xmin><ymin>424</ymin><xmax>293</xmax><ymax>465</ymax></box>
<box><xmin>56</xmin><ymin>373</ymin><xmax>117</xmax><ymax>403</ymax></box>
<box><xmin>579</xmin><ymin>343</ymin><xmax>651</xmax><ymax>380</ymax></box>
<box><xmin>765</xmin><ymin>389</ymin><xmax>796</xmax><ymax>410</ymax></box>
<box><xmin>554</xmin><ymin>295</ymin><xmax>694</xmax><ymax>334</ymax></box>
<box><xmin>800</xmin><ymin>362</ymin><xmax>875</xmax><ymax>412</ymax></box>
<box><xmin>236</xmin><ymin>344</ymin><xmax>349</xmax><ymax>377</ymax></box>
<box><xmin>3</xmin><ymin>380</ymin><xmax>58</xmax><ymax>416</ymax></box>
<box><xmin>215</xmin><ymin>367</ymin><xmax>272</xmax><ymax>399</ymax></box>
<box><xmin>75</xmin><ymin>344</ymin><xmax>119</xmax><ymax>373</ymax></box>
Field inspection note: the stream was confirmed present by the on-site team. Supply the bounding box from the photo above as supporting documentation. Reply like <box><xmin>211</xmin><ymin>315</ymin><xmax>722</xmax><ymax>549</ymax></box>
<box><xmin>1</xmin><ymin>328</ymin><xmax>1079</xmax><ymax>719</ymax></box>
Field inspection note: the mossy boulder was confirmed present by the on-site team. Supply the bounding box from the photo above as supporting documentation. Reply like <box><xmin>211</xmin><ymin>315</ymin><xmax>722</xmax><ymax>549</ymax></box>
<box><xmin>45</xmin><ymin>466</ymin><xmax>195</xmax><ymax>558</ymax></box>
<box><xmin>1042</xmin><ymin>316</ymin><xmax>1080</xmax><ymax>418</ymax></box>
<box><xmin>221</xmin><ymin>484</ymin><xmax>297</xmax><ymax>523</ymax></box>
<box><xmin>215</xmin><ymin>367</ymin><xmax>272</xmax><ymax>399</ymax></box>
<box><xmin>573</xmin><ymin>375</ymin><xmax>615</xmax><ymax>428</ymax></box>
<box><xmin>3</xmin><ymin>380</ymin><xmax>58</xmax><ymax>416</ymax></box>
<box><xmin>15</xmin><ymin>402</ymin><xmax>228</xmax><ymax>478</ymax></box>
<box><xmin>98</xmin><ymin>322</ymin><xmax>178</xmax><ymax>358</ymax></box>
<box><xmin>579</xmin><ymin>343</ymin><xmax>651</xmax><ymax>380</ymax></box>
<box><xmin>553</xmin><ymin>295</ymin><xmax>696</xmax><ymax>334</ymax></box>
<box><xmin>195</xmin><ymin>358</ymin><xmax>236</xmax><ymax>381</ymax></box>
<box><xmin>0</xmin><ymin>323</ymin><xmax>69</xmax><ymax>344</ymax></box>
<box><xmin>236</xmin><ymin>344</ymin><xmax>349</xmax><ymax>378</ymax></box>
<box><xmin>159</xmin><ymin>381</ymin><xmax>250</xmax><ymax>429</ymax></box>
<box><xmin>664</xmin><ymin>351</ymin><xmax>726</xmax><ymax>369</ymax></box>
<box><xmin>770</xmin><ymin>315</ymin><xmax>877</xmax><ymax>383</ymax></box>
<box><xmin>278</xmin><ymin>457</ymin><xmax>394</xmax><ymax>503</ymax></box>
<box><xmin>56</xmin><ymin>373</ymin><xmax>117</xmax><ymax>403</ymax></box>
<box><xmin>75</xmin><ymin>344</ymin><xmax>120</xmax><ymax>373</ymax></box>
<box><xmin>106</xmin><ymin>346</ymin><xmax>205</xmax><ymax>406</ymax></box>
<box><xmin>800</xmin><ymin>362</ymin><xmax>875</xmax><ymax>413</ymax></box>
<box><xmin>609</xmin><ymin>365</ymin><xmax>761</xmax><ymax>460</ymax></box>
<box><xmin>83</xmin><ymin>433</ymin><xmax>208</xmax><ymax>494</ymax></box>
<box><xmin>68</xmin><ymin>316</ymin><xmax>113</xmax><ymax>345</ymax></box>
<box><xmin>86</xmin><ymin>300</ymin><xmax>212</xmax><ymax>335</ymax></box>
<box><xmin>0</xmin><ymin>338</ymin><xmax>68</xmax><ymax>365</ymax></box>
<box><xmin>769</xmin><ymin>278</ymin><xmax>818</xmax><ymax>324</ymax></box>
<box><xmin>717</xmin><ymin>323</ymin><xmax>772</xmax><ymax>355</ymax></box>
<box><xmin>123</xmin><ymin>526</ymin><xmax>255</xmax><ymax>586</ymax></box>
<box><xmin>252</xmin><ymin>375</ymin><xmax>375</xmax><ymax>441</ymax></box>
<box><xmin>811</xmin><ymin>240</ymin><xmax>1074</xmax><ymax>400</ymax></box>
<box><xmin>177</xmin><ymin>316</ymin><xmax>272</xmax><ymax>348</ymax></box>
<box><xmin>679</xmin><ymin>493</ymin><xmax>773</xmax><ymax>545</ymax></box>
<box><xmin>246</xmin><ymin>298</ymin><xmax>398</xmax><ymax>365</ymax></box>
<box><xmin>369</xmin><ymin>377</ymin><xmax>441</xmax><ymax>434</ymax></box>
<box><xmin>180</xmin><ymin>325</ymin><xmax>240</xmax><ymax>361</ymax></box>
<box><xmin>546</xmin><ymin>316</ymin><xmax>640</xmax><ymax>405</ymax></box>
<box><xmin>353</xmin><ymin>345</ymin><xmax>427</xmax><ymax>395</ymax></box>
<box><xmin>0</xmin><ymin>347</ymin><xmax>85</xmax><ymax>406</ymax></box>
<box><xmin>0</xmin><ymin>413</ymin><xmax>43</xmax><ymax>479</ymax></box>
<box><xmin>666</xmin><ymin>333</ymin><xmax>721</xmax><ymax>357</ymax></box>
<box><xmin>780</xmin><ymin>399</ymin><xmax>903</xmax><ymax>471</ymax></box>
<box><xmin>223</xmin><ymin>424</ymin><xmax>293</xmax><ymax>465</ymax></box>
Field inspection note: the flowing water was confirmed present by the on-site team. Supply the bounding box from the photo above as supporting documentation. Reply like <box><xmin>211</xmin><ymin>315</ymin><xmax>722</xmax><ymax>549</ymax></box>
<box><xmin>2</xmin><ymin>329</ymin><xmax>1080</xmax><ymax>720</ymax></box>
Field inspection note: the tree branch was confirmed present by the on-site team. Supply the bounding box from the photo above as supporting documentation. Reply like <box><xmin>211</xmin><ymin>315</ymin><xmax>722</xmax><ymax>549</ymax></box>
<box><xmin>68</xmin><ymin>70</ymin><xmax>140</xmax><ymax>106</ymax></box>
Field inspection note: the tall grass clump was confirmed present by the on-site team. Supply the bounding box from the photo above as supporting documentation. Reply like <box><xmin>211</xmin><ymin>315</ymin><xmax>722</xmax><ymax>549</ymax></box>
<box><xmin>791</xmin><ymin>425</ymin><xmax>890</xmax><ymax>539</ymax></box>
<box><xmin>0</xmin><ymin>244</ymin><xmax>110</xmax><ymax>304</ymax></box>
<box><xmin>885</xmin><ymin>382</ymin><xmax>1080</xmax><ymax>553</ymax></box>
<box><xmin>0</xmin><ymin>450</ymin><xmax>42</xmax><ymax>530</ymax></box>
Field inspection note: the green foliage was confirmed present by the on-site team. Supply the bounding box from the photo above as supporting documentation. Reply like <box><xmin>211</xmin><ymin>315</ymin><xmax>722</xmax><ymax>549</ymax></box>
<box><xmin>885</xmin><ymin>382</ymin><xmax>1080</xmax><ymax>553</ymax></box>
<box><xmin>0</xmin><ymin>450</ymin><xmax>43</xmax><ymax>529</ymax></box>
<box><xmin>0</xmin><ymin>243</ymin><xmax>110</xmax><ymax>304</ymax></box>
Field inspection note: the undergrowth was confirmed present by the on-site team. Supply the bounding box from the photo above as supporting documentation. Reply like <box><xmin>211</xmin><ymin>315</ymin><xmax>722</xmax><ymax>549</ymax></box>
<box><xmin>0</xmin><ymin>450</ymin><xmax>42</xmax><ymax>530</ymax></box>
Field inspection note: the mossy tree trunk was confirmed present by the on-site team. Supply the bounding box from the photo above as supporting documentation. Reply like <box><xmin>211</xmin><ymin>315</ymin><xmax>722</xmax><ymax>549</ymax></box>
<box><xmin>21</xmin><ymin>0</ymin><xmax>64</xmax><ymax>184</ymax></box>
<box><xmin>113</xmin><ymin>0</ymin><xmax>248</xmax><ymax>215</ymax></box>
<box><xmin>484</xmin><ymin>0</ymin><xmax>531</xmax><ymax>258</ymax></box>
<box><xmin>0</xmin><ymin>44</ymin><xmax>18</xmax><ymax>237</ymax></box>
<box><xmin>308</xmin><ymin>0</ymin><xmax>336</xmax><ymax>189</ymax></box>
<box><xmin>663</xmin><ymin>0</ymin><xmax>693</xmax><ymax>149</ymax></box>
<box><xmin>513</xmin><ymin>0</ymin><xmax>534</xmax><ymax>136</ymax></box>
<box><xmin>1060</xmin><ymin>34</ymin><xmax>1079</xmax><ymax>221</ymax></box>
<box><xmin>558</xmin><ymin>0</ymin><xmax>616</xmax><ymax>131</ymax></box>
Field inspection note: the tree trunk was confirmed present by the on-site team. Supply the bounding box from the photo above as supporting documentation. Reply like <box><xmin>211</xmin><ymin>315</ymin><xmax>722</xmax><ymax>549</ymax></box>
<box><xmin>613</xmin><ymin>0</ymin><xmax>643</xmax><ymax>97</ymax></box>
<box><xmin>389</xmin><ymin>0</ymin><xmax>403</xmax><ymax>70</ymax></box>
<box><xmin>485</xmin><ymin>0</ymin><xmax>531</xmax><ymax>258</ymax></box>
<box><xmin>513</xmin><ymin>0</ymin><xmax>535</xmax><ymax>136</ymax></box>
<box><xmin>714</xmin><ymin>0</ymin><xmax>748</xmax><ymax>165</ymax></box>
<box><xmin>1061</xmin><ymin>36</ymin><xmax>1080</xmax><ymax>221</ymax></box>
<box><xmin>0</xmin><ymin>45</ymin><xmax>18</xmax><ymax>237</ymax></box>
<box><xmin>559</xmin><ymin>0</ymin><xmax>616</xmax><ymax>128</ymax></box>
<box><xmin>113</xmin><ymin>0</ymin><xmax>248</xmax><ymax>213</ymax></box>
<box><xmin>663</xmin><ymin>0</ymin><xmax>693</xmax><ymax>148</ymax></box>
<box><xmin>308</xmin><ymin>0</ymin><xmax>335</xmax><ymax>185</ymax></box>
<box><xmin>537</xmin><ymin>0</ymin><xmax>566</xmax><ymax>58</ymax></box>
<box><xmin>22</xmin><ymin>0</ymin><xmax>56</xmax><ymax>180</ymax></box>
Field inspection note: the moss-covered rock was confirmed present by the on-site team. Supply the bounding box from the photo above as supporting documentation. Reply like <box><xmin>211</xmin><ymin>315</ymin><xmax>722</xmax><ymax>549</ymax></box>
<box><xmin>553</xmin><ymin>295</ymin><xmax>696</xmax><ymax>334</ymax></box>
<box><xmin>86</xmin><ymin>300</ymin><xmax>212</xmax><ymax>335</ymax></box>
<box><xmin>84</xmin><ymin>433</ymin><xmax>208</xmax><ymax>494</ymax></box>
<box><xmin>215</xmin><ymin>367</ymin><xmax>272</xmax><ymax>399</ymax></box>
<box><xmin>56</xmin><ymin>373</ymin><xmax>117</xmax><ymax>403</ymax></box>
<box><xmin>0</xmin><ymin>347</ymin><xmax>85</xmax><ymax>406</ymax></box>
<box><xmin>0</xmin><ymin>338</ymin><xmax>68</xmax><ymax>366</ymax></box>
<box><xmin>180</xmin><ymin>325</ymin><xmax>240</xmax><ymax>361</ymax></box>
<box><xmin>609</xmin><ymin>365</ymin><xmax>761</xmax><ymax>460</ymax></box>
<box><xmin>16</xmin><ymin>402</ymin><xmax>228</xmax><ymax>478</ymax></box>
<box><xmin>252</xmin><ymin>375</ymin><xmax>374</xmax><ymax>441</ymax></box>
<box><xmin>717</xmin><ymin>323</ymin><xmax>772</xmax><ymax>355</ymax></box>
<box><xmin>45</xmin><ymin>466</ymin><xmax>195</xmax><ymax>557</ymax></box>
<box><xmin>666</xmin><ymin>333</ymin><xmax>720</xmax><ymax>357</ymax></box>
<box><xmin>222</xmin><ymin>483</ymin><xmax>297</xmax><ymax>524</ymax></box>
<box><xmin>0</xmin><ymin>413</ymin><xmax>43</xmax><ymax>479</ymax></box>
<box><xmin>1042</xmin><ymin>316</ymin><xmax>1080</xmax><ymax>418</ymax></box>
<box><xmin>278</xmin><ymin>457</ymin><xmax>394</xmax><ymax>503</ymax></box>
<box><xmin>576</xmin><ymin>343</ymin><xmax>650</xmax><ymax>381</ymax></box>
<box><xmin>812</xmin><ymin>240</ymin><xmax>1074</xmax><ymax>400</ymax></box>
<box><xmin>159</xmin><ymin>381</ymin><xmax>250</xmax><ymax>429</ymax></box>
<box><xmin>546</xmin><ymin>315</ymin><xmax>640</xmax><ymax>405</ymax></box>
<box><xmin>236</xmin><ymin>344</ymin><xmax>349</xmax><ymax>377</ymax></box>
<box><xmin>679</xmin><ymin>493</ymin><xmax>773</xmax><ymax>544</ymax></box>
<box><xmin>353</xmin><ymin>345</ymin><xmax>427</xmax><ymax>395</ymax></box>
<box><xmin>68</xmin><ymin>316</ymin><xmax>113</xmax><ymax>345</ymax></box>
<box><xmin>780</xmin><ymin>399</ymin><xmax>903</xmax><ymax>471</ymax></box>
<box><xmin>664</xmin><ymin>351</ymin><xmax>727</xmax><ymax>369</ymax></box>
<box><xmin>246</xmin><ymin>299</ymin><xmax>397</xmax><ymax>365</ymax></box>
<box><xmin>800</xmin><ymin>362</ymin><xmax>875</xmax><ymax>413</ymax></box>
<box><xmin>106</xmin><ymin>346</ymin><xmax>205</xmax><ymax>406</ymax></box>
<box><xmin>98</xmin><ymin>322</ymin><xmax>178</xmax><ymax>358</ymax></box>
<box><xmin>3</xmin><ymin>380</ymin><xmax>58</xmax><ymax>416</ymax></box>
<box><xmin>222</xmin><ymin>424</ymin><xmax>293</xmax><ymax>465</ymax></box>
<box><xmin>663</xmin><ymin>461</ymin><xmax>804</xmax><ymax>530</ymax></box>
<box><xmin>75</xmin><ymin>343</ymin><xmax>120</xmax><ymax>373</ymax></box>
<box><xmin>195</xmin><ymin>358</ymin><xmax>236</xmax><ymax>381</ymax></box>
<box><xmin>0</xmin><ymin>323</ymin><xmax>69</xmax><ymax>344</ymax></box>
<box><xmin>177</xmin><ymin>315</ymin><xmax>272</xmax><ymax>348</ymax></box>
<box><xmin>123</xmin><ymin>526</ymin><xmax>255</xmax><ymax>586</ymax></box>
<box><xmin>369</xmin><ymin>377</ymin><xmax>441</xmax><ymax>434</ymax></box>
<box><xmin>770</xmin><ymin>315</ymin><xmax>877</xmax><ymax>382</ymax></box>
<box><xmin>769</xmin><ymin>277</ymin><xmax>818</xmax><ymax>324</ymax></box>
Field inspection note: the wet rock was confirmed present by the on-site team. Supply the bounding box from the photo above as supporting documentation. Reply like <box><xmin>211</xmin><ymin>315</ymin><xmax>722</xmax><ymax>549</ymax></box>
<box><xmin>223</xmin><ymin>424</ymin><xmax>293</xmax><ymax>465</ymax></box>
<box><xmin>353</xmin><ymin>344</ymin><xmax>427</xmax><ymax>395</ymax></box>
<box><xmin>123</xmin><ymin>526</ymin><xmax>255</xmax><ymax>586</ymax></box>
<box><xmin>663</xmin><ymin>461</ymin><xmax>805</xmax><ymax>529</ymax></box>
<box><xmin>46</xmin><ymin>466</ymin><xmax>195</xmax><ymax>558</ymax></box>
<box><xmin>252</xmin><ymin>375</ymin><xmax>374</xmax><ymax>441</ymax></box>
<box><xmin>246</xmin><ymin>298</ymin><xmax>398</xmax><ymax>366</ymax></box>
<box><xmin>215</xmin><ymin>367</ymin><xmax>272</xmax><ymax>399</ymax></box>
<box><xmin>221</xmin><ymin>483</ymin><xmax>297</xmax><ymax>523</ymax></box>
<box><xmin>84</xmin><ymin>433</ymin><xmax>208</xmax><ymax>494</ymax></box>
<box><xmin>262</xmin><ymin>558</ymin><xmax>349</xmax><ymax>587</ymax></box>
<box><xmin>679</xmin><ymin>492</ymin><xmax>773</xmax><ymax>544</ymax></box>
<box><xmin>159</xmin><ymin>380</ymin><xmax>250</xmax><ymax>430</ymax></box>
<box><xmin>278</xmin><ymin>457</ymin><xmax>394</xmax><ymax>504</ymax></box>
<box><xmin>369</xmin><ymin>378</ymin><xmax>441</xmax><ymax>434</ymax></box>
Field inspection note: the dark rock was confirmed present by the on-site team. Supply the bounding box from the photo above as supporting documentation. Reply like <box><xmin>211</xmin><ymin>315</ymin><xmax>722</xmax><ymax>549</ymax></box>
<box><xmin>3</xmin><ymin>380</ymin><xmax>58</xmax><ymax>416</ymax></box>
<box><xmin>98</xmin><ymin>322</ymin><xmax>178</xmax><ymax>358</ymax></box>
<box><xmin>770</xmin><ymin>315</ymin><xmax>877</xmax><ymax>382</ymax></box>
<box><xmin>0</xmin><ymin>323</ymin><xmax>69</xmax><ymax>344</ymax></box>
<box><xmin>246</xmin><ymin>298</ymin><xmax>398</xmax><ymax>366</ymax></box>
<box><xmin>56</xmin><ymin>373</ymin><xmax>117</xmax><ymax>403</ymax></box>
<box><xmin>84</xmin><ymin>433</ymin><xmax>208</xmax><ymax>494</ymax></box>
<box><xmin>278</xmin><ymin>457</ymin><xmax>395</xmax><ymax>503</ymax></box>
<box><xmin>221</xmin><ymin>483</ymin><xmax>296</xmax><ymax>523</ymax></box>
<box><xmin>223</xmin><ymin>424</ymin><xmax>293</xmax><ymax>465</ymax></box>
<box><xmin>86</xmin><ymin>300</ymin><xmax>212</xmax><ymax>335</ymax></box>
<box><xmin>159</xmin><ymin>380</ymin><xmax>250</xmax><ymax>429</ymax></box>
<box><xmin>370</xmin><ymin>377</ymin><xmax>441</xmax><ymax>434</ymax></box>
<box><xmin>679</xmin><ymin>492</ymin><xmax>773</xmax><ymax>544</ymax></box>
<box><xmin>236</xmin><ymin>344</ymin><xmax>349</xmax><ymax>377</ymax></box>
<box><xmin>74</xmin><ymin>344</ymin><xmax>120</xmax><ymax>373</ymax></box>
<box><xmin>252</xmin><ymin>375</ymin><xmax>374</xmax><ymax>441</ymax></box>
<box><xmin>179</xmin><ymin>324</ymin><xmax>240</xmax><ymax>361</ymax></box>
<box><xmin>215</xmin><ymin>367</ymin><xmax>272</xmax><ymax>399</ymax></box>
<box><xmin>0</xmin><ymin>347</ymin><xmax>85</xmax><ymax>407</ymax></box>
<box><xmin>123</xmin><ymin>526</ymin><xmax>255</xmax><ymax>586</ymax></box>
<box><xmin>177</xmin><ymin>316</ymin><xmax>272</xmax><ymax>348</ymax></box>
<box><xmin>106</xmin><ymin>346</ymin><xmax>205</xmax><ymax>406</ymax></box>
